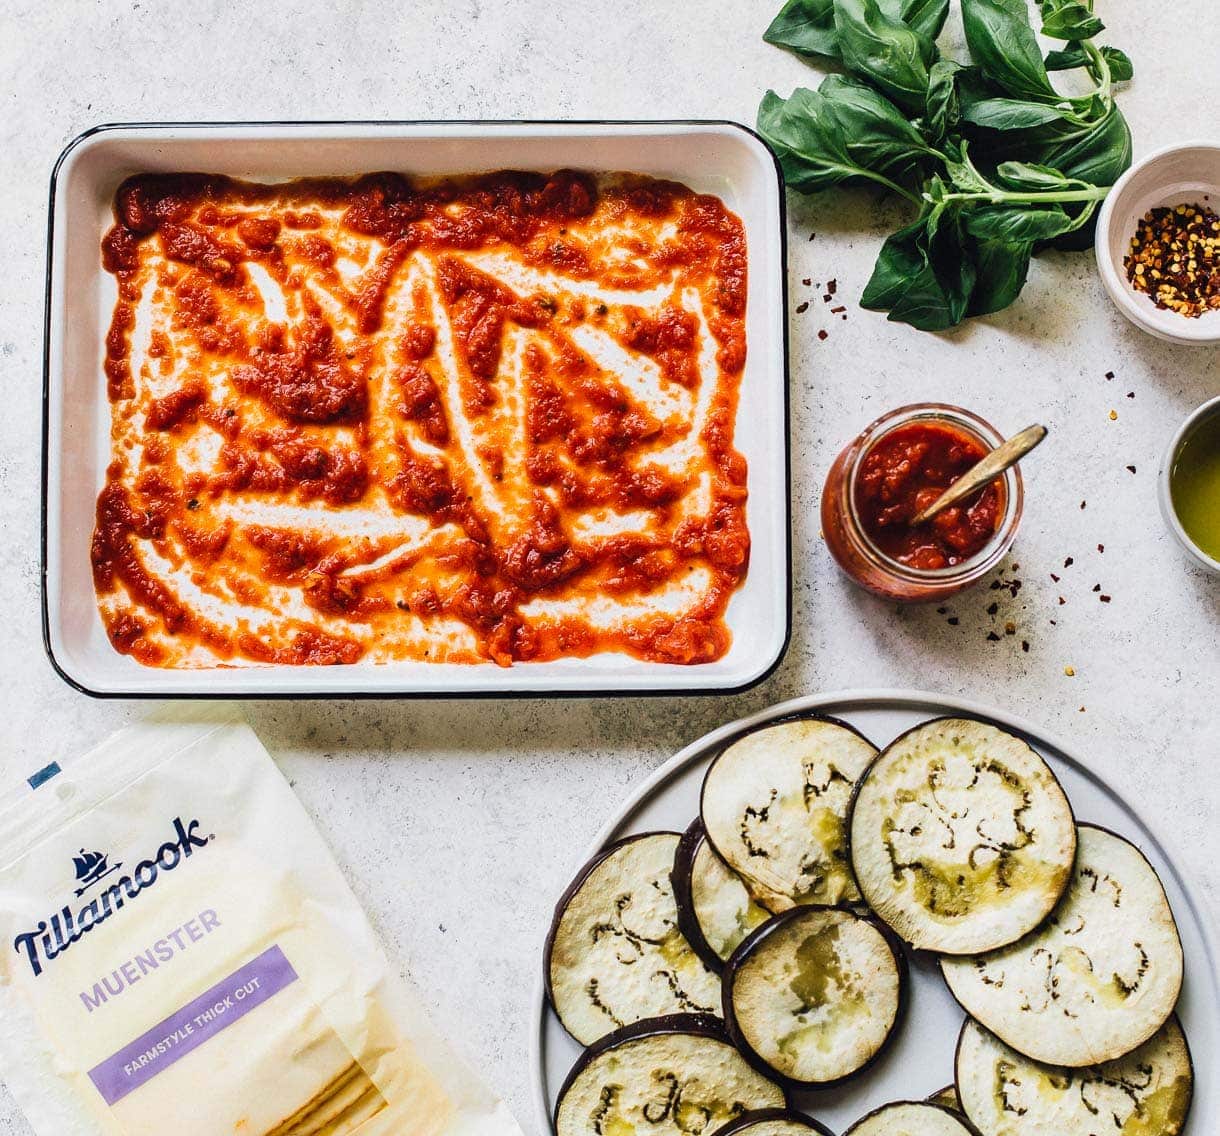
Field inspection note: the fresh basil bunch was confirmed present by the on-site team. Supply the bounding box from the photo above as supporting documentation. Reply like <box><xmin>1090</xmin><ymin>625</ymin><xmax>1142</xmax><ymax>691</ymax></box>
<box><xmin>760</xmin><ymin>0</ymin><xmax>1133</xmax><ymax>330</ymax></box>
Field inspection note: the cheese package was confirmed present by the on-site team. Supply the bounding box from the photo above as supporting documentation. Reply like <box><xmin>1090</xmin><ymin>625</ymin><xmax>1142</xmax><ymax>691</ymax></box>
<box><xmin>0</xmin><ymin>714</ymin><xmax>522</xmax><ymax>1136</ymax></box>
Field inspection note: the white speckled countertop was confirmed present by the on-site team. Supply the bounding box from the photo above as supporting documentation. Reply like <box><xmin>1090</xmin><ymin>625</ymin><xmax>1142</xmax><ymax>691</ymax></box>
<box><xmin>1</xmin><ymin>1</ymin><xmax>1217</xmax><ymax>1130</ymax></box>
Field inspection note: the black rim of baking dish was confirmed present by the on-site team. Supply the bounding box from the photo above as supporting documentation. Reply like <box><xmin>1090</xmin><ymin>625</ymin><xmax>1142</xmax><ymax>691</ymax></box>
<box><xmin>40</xmin><ymin>119</ymin><xmax>792</xmax><ymax>700</ymax></box>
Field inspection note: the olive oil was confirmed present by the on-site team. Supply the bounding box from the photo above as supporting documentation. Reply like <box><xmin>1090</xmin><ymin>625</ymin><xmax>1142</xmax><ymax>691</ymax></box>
<box><xmin>1170</xmin><ymin>412</ymin><xmax>1220</xmax><ymax>561</ymax></box>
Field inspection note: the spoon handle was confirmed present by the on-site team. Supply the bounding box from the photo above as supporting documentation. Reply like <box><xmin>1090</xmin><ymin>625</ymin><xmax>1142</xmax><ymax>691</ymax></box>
<box><xmin>911</xmin><ymin>424</ymin><xmax>1048</xmax><ymax>526</ymax></box>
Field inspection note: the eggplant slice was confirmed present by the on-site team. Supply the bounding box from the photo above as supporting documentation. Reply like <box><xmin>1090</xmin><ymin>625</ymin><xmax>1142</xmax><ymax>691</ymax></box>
<box><xmin>723</xmin><ymin>906</ymin><xmax>906</xmax><ymax>1088</ymax></box>
<box><xmin>942</xmin><ymin>824</ymin><xmax>1183</xmax><ymax>1066</ymax></box>
<box><xmin>849</xmin><ymin>718</ymin><xmax>1076</xmax><ymax>954</ymax></box>
<box><xmin>554</xmin><ymin>1015</ymin><xmax>787</xmax><ymax>1136</ymax></box>
<box><xmin>955</xmin><ymin>1016</ymin><xmax>1193</xmax><ymax>1136</ymax></box>
<box><xmin>546</xmin><ymin>832</ymin><xmax>721</xmax><ymax>1045</ymax></box>
<box><xmin>673</xmin><ymin>820</ymin><xmax>772</xmax><ymax>971</ymax></box>
<box><xmin>926</xmin><ymin>1085</ymin><xmax>963</xmax><ymax>1113</ymax></box>
<box><xmin>701</xmin><ymin>716</ymin><xmax>878</xmax><ymax>912</ymax></box>
<box><xmin>844</xmin><ymin>1101</ymin><xmax>979</xmax><ymax>1136</ymax></box>
<box><xmin>710</xmin><ymin>1109</ymin><xmax>835</xmax><ymax>1136</ymax></box>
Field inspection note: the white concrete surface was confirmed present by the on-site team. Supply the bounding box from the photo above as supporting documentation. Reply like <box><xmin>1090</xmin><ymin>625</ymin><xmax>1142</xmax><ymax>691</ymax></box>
<box><xmin>0</xmin><ymin>1</ymin><xmax>1216</xmax><ymax>1131</ymax></box>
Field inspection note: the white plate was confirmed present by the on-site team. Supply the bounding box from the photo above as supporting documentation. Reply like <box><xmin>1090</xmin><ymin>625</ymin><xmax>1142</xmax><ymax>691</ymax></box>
<box><xmin>42</xmin><ymin>121</ymin><xmax>789</xmax><ymax>697</ymax></box>
<box><xmin>532</xmin><ymin>689</ymin><xmax>1220</xmax><ymax>1134</ymax></box>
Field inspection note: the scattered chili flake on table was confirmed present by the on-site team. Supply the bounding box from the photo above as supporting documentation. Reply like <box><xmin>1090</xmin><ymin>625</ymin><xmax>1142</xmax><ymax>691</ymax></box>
<box><xmin>1064</xmin><ymin>666</ymin><xmax>1076</xmax><ymax>676</ymax></box>
<box><xmin>1064</xmin><ymin>556</ymin><xmax>1074</xmax><ymax>566</ymax></box>
<box><xmin>1124</xmin><ymin>201</ymin><xmax>1220</xmax><ymax>318</ymax></box>
<box><xmin>1109</xmin><ymin>409</ymin><xmax>1118</xmax><ymax>421</ymax></box>
<box><xmin>1126</xmin><ymin>464</ymin><xmax>1137</xmax><ymax>474</ymax></box>
<box><xmin>1105</xmin><ymin>371</ymin><xmax>1115</xmax><ymax>380</ymax></box>
<box><xmin>818</xmin><ymin>329</ymin><xmax>829</xmax><ymax>341</ymax></box>
<box><xmin>1100</xmin><ymin>594</ymin><xmax>1112</xmax><ymax>603</ymax></box>
<box><xmin>796</xmin><ymin>301</ymin><xmax>810</xmax><ymax>313</ymax></box>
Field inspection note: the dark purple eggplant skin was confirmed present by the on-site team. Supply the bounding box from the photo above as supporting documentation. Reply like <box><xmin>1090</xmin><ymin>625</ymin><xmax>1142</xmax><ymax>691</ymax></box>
<box><xmin>542</xmin><ymin>829</ymin><xmax>685</xmax><ymax>1039</ymax></box>
<box><xmin>697</xmin><ymin>711</ymin><xmax>878</xmax><ymax>899</ymax></box>
<box><xmin>671</xmin><ymin>818</ymin><xmax>733</xmax><ymax>973</ymax></box>
<box><xmin>937</xmin><ymin>820</ymin><xmax>1186</xmax><ymax>1059</ymax></box>
<box><xmin>845</xmin><ymin>714</ymin><xmax>1079</xmax><ymax>954</ymax></box>
<box><xmin>925</xmin><ymin>1084</ymin><xmax>962</xmax><ymax>1112</ymax></box>
<box><xmin>720</xmin><ymin>904</ymin><xmax>910</xmax><ymax>1092</ymax></box>
<box><xmin>952</xmin><ymin>1013</ymin><xmax>1196</xmax><ymax>1136</ymax></box>
<box><xmin>553</xmin><ymin>1013</ymin><xmax>792</xmax><ymax>1131</ymax></box>
<box><xmin>710</xmin><ymin>1107</ymin><xmax>836</xmax><ymax>1136</ymax></box>
<box><xmin>842</xmin><ymin>1100</ymin><xmax>982</xmax><ymax>1136</ymax></box>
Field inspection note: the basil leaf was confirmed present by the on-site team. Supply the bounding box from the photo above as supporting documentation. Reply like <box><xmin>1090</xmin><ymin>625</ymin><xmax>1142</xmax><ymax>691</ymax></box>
<box><xmin>1044</xmin><ymin>42</ymin><xmax>1086</xmax><ymax>70</ymax></box>
<box><xmin>1036</xmin><ymin>102</ymin><xmax>1132</xmax><ymax>186</ymax></box>
<box><xmin>833</xmin><ymin>0</ymin><xmax>935</xmax><ymax>112</ymax></box>
<box><xmin>862</xmin><ymin>209</ymin><xmax>976</xmax><ymax>330</ymax></box>
<box><xmin>943</xmin><ymin>140</ymin><xmax>995</xmax><ymax>193</ymax></box>
<box><xmin>764</xmin><ymin>0</ymin><xmax>839</xmax><ymax>58</ymax></box>
<box><xmin>1102</xmin><ymin>46</ymin><xmax>1134</xmax><ymax>81</ymax></box>
<box><xmin>926</xmin><ymin>59</ymin><xmax>964</xmax><ymax>142</ymax></box>
<box><xmin>995</xmin><ymin>159</ymin><xmax>1074</xmax><ymax>191</ymax></box>
<box><xmin>964</xmin><ymin>204</ymin><xmax>1075</xmax><ymax>242</ymax></box>
<box><xmin>764</xmin><ymin>0</ymin><xmax>948</xmax><ymax>59</ymax></box>
<box><xmin>820</xmin><ymin>74</ymin><xmax>937</xmax><ymax>172</ymax></box>
<box><xmin>967</xmin><ymin>238</ymin><xmax>1033</xmax><ymax>315</ymax></box>
<box><xmin>899</xmin><ymin>0</ymin><xmax>951</xmax><ymax>42</ymax></box>
<box><xmin>961</xmin><ymin>0</ymin><xmax>1058</xmax><ymax>99</ymax></box>
<box><xmin>962</xmin><ymin>96</ymin><xmax>1073</xmax><ymax>130</ymax></box>
<box><xmin>1039</xmin><ymin>0</ymin><xmax>1103</xmax><ymax>41</ymax></box>
<box><xmin>757</xmin><ymin>88</ymin><xmax>862</xmax><ymax>192</ymax></box>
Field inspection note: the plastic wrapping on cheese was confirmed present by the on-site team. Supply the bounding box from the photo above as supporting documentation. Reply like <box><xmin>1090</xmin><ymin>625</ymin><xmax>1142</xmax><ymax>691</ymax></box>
<box><xmin>0</xmin><ymin>713</ymin><xmax>522</xmax><ymax>1136</ymax></box>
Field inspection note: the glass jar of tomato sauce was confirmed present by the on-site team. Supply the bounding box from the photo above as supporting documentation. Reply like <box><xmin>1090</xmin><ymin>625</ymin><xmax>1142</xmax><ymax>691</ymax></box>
<box><xmin>821</xmin><ymin>404</ymin><xmax>1023</xmax><ymax>603</ymax></box>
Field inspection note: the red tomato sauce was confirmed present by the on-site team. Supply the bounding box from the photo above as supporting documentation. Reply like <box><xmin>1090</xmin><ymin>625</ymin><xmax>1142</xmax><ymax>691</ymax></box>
<box><xmin>92</xmin><ymin>170</ymin><xmax>749</xmax><ymax>668</ymax></box>
<box><xmin>853</xmin><ymin>421</ymin><xmax>1001</xmax><ymax>570</ymax></box>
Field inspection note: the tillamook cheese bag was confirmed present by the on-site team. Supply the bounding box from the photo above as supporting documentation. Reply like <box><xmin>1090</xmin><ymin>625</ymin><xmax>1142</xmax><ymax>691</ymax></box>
<box><xmin>0</xmin><ymin>714</ymin><xmax>521</xmax><ymax>1136</ymax></box>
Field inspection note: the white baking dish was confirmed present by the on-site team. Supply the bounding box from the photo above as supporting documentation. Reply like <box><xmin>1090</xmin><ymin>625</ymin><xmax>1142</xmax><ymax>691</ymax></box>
<box><xmin>42</xmin><ymin>121</ymin><xmax>790</xmax><ymax>697</ymax></box>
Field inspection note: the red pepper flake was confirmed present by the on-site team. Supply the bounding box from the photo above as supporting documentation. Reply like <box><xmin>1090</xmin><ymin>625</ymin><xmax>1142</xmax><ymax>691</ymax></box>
<box><xmin>823</xmin><ymin>293</ymin><xmax>832</xmax><ymax>303</ymax></box>
<box><xmin>1100</xmin><ymin>594</ymin><xmax>1112</xmax><ymax>603</ymax></box>
<box><xmin>802</xmin><ymin>278</ymin><xmax>811</xmax><ymax>286</ymax></box>
<box><xmin>1080</xmin><ymin>500</ymin><xmax>1087</xmax><ymax>510</ymax></box>
<box><xmin>1021</xmin><ymin>640</ymin><xmax>1030</xmax><ymax>652</ymax></box>
<box><xmin>936</xmin><ymin>606</ymin><xmax>947</xmax><ymax>614</ymax></box>
<box><xmin>986</xmin><ymin>601</ymin><xmax>999</xmax><ymax>615</ymax></box>
<box><xmin>808</xmin><ymin>232</ymin><xmax>816</xmax><ymax>241</ymax></box>
<box><xmin>1064</xmin><ymin>557</ymin><xmax>1074</xmax><ymax>567</ymax></box>
<box><xmin>1050</xmin><ymin>573</ymin><xmax>1060</xmax><ymax>582</ymax></box>
<box><xmin>1059</xmin><ymin>596</ymin><xmax>1066</xmax><ymax>605</ymax></box>
<box><xmin>1124</xmin><ymin>202</ymin><xmax>1220</xmax><ymax>318</ymax></box>
<box><xmin>831</xmin><ymin>305</ymin><xmax>847</xmax><ymax>314</ymax></box>
<box><xmin>828</xmin><ymin>279</ymin><xmax>838</xmax><ymax>295</ymax></box>
<box><xmin>1105</xmin><ymin>371</ymin><xmax>1115</xmax><ymax>380</ymax></box>
<box><xmin>817</xmin><ymin>329</ymin><xmax>829</xmax><ymax>341</ymax></box>
<box><xmin>1050</xmin><ymin>619</ymin><xmax>1057</xmax><ymax>625</ymax></box>
<box><xmin>947</xmin><ymin>617</ymin><xmax>959</xmax><ymax>626</ymax></box>
<box><xmin>1126</xmin><ymin>391</ymin><xmax>1135</xmax><ymax>399</ymax></box>
<box><xmin>1092</xmin><ymin>583</ymin><xmax>1101</xmax><ymax>592</ymax></box>
<box><xmin>986</xmin><ymin>631</ymin><xmax>1001</xmax><ymax>642</ymax></box>
<box><xmin>1004</xmin><ymin>621</ymin><xmax>1016</xmax><ymax>635</ymax></box>
<box><xmin>1097</xmin><ymin>543</ymin><xmax>1104</xmax><ymax>553</ymax></box>
<box><xmin>1126</xmin><ymin>464</ymin><xmax>1136</xmax><ymax>474</ymax></box>
<box><xmin>796</xmin><ymin>301</ymin><xmax>810</xmax><ymax>314</ymax></box>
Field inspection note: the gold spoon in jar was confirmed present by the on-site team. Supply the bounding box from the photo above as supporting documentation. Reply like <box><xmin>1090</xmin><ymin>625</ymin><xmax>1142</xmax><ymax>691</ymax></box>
<box><xmin>910</xmin><ymin>424</ymin><xmax>1048</xmax><ymax>525</ymax></box>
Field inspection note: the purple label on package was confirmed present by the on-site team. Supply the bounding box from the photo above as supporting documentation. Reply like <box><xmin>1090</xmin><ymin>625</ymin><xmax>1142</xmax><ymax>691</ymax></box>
<box><xmin>87</xmin><ymin>945</ymin><xmax>298</xmax><ymax>1105</ymax></box>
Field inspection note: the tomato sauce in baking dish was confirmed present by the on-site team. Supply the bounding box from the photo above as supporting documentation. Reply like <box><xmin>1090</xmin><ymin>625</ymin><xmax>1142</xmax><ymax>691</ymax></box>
<box><xmin>92</xmin><ymin>170</ymin><xmax>750</xmax><ymax>667</ymax></box>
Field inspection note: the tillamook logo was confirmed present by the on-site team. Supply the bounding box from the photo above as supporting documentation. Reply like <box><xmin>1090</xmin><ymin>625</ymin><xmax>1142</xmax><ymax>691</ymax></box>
<box><xmin>13</xmin><ymin>818</ymin><xmax>210</xmax><ymax>978</ymax></box>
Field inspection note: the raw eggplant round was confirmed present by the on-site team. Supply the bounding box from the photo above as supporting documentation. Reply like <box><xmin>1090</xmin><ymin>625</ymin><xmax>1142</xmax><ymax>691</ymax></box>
<box><xmin>545</xmin><ymin>832</ymin><xmax>720</xmax><ymax>1046</ymax></box>
<box><xmin>955</xmin><ymin>1016</ymin><xmax>1194</xmax><ymax>1136</ymax></box>
<box><xmin>710</xmin><ymin>1108</ymin><xmax>835</xmax><ymax>1136</ymax></box>
<box><xmin>941</xmin><ymin>824</ymin><xmax>1184</xmax><ymax>1066</ymax></box>
<box><xmin>723</xmin><ymin>905</ymin><xmax>907</xmax><ymax>1089</ymax></box>
<box><xmin>672</xmin><ymin>820</ymin><xmax>771</xmax><ymax>971</ymax></box>
<box><xmin>554</xmin><ymin>1015</ymin><xmax>787</xmax><ymax>1136</ymax></box>
<box><xmin>844</xmin><ymin>1101</ymin><xmax>980</xmax><ymax>1135</ymax></box>
<box><xmin>701</xmin><ymin>715</ymin><xmax>878</xmax><ymax>912</ymax></box>
<box><xmin>849</xmin><ymin>718</ymin><xmax>1076</xmax><ymax>954</ymax></box>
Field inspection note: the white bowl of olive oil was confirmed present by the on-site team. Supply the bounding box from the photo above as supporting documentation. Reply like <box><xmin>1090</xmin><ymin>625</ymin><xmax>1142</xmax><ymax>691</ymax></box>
<box><xmin>1161</xmin><ymin>395</ymin><xmax>1220</xmax><ymax>574</ymax></box>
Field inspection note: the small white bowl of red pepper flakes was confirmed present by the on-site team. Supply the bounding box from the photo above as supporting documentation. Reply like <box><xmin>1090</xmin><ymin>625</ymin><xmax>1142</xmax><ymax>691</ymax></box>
<box><xmin>1096</xmin><ymin>141</ymin><xmax>1220</xmax><ymax>345</ymax></box>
